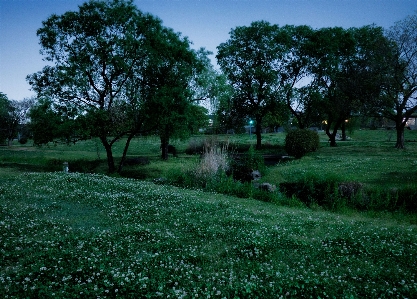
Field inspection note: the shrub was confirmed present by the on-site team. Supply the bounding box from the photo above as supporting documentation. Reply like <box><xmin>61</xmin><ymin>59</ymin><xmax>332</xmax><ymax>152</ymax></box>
<box><xmin>18</xmin><ymin>137</ymin><xmax>28</xmax><ymax>144</ymax></box>
<box><xmin>284</xmin><ymin>129</ymin><xmax>319</xmax><ymax>158</ymax></box>
<box><xmin>185</xmin><ymin>138</ymin><xmax>205</xmax><ymax>155</ymax></box>
<box><xmin>229</xmin><ymin>145</ymin><xmax>265</xmax><ymax>182</ymax></box>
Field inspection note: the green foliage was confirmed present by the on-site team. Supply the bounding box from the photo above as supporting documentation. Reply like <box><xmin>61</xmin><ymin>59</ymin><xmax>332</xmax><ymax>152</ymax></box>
<box><xmin>166</xmin><ymin>142</ymin><xmax>275</xmax><ymax>201</ymax></box>
<box><xmin>217</xmin><ymin>21</ymin><xmax>299</xmax><ymax>149</ymax></box>
<box><xmin>0</xmin><ymin>92</ymin><xmax>10</xmax><ymax>144</ymax></box>
<box><xmin>27</xmin><ymin>0</ymin><xmax>214</xmax><ymax>171</ymax></box>
<box><xmin>279</xmin><ymin>172</ymin><xmax>417</xmax><ymax>213</ymax></box>
<box><xmin>229</xmin><ymin>145</ymin><xmax>266</xmax><ymax>182</ymax></box>
<box><xmin>279</xmin><ymin>173</ymin><xmax>342</xmax><ymax>209</ymax></box>
<box><xmin>284</xmin><ymin>128</ymin><xmax>319</xmax><ymax>158</ymax></box>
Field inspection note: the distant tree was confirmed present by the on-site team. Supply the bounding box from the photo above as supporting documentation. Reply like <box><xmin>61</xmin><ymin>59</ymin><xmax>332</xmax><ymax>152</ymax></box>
<box><xmin>0</xmin><ymin>93</ymin><xmax>34</xmax><ymax>145</ymax></box>
<box><xmin>217</xmin><ymin>21</ymin><xmax>292</xmax><ymax>149</ymax></box>
<box><xmin>382</xmin><ymin>14</ymin><xmax>417</xmax><ymax>149</ymax></box>
<box><xmin>0</xmin><ymin>93</ymin><xmax>10</xmax><ymax>144</ymax></box>
<box><xmin>14</xmin><ymin>97</ymin><xmax>35</xmax><ymax>142</ymax></box>
<box><xmin>27</xmin><ymin>0</ymin><xmax>175</xmax><ymax>173</ymax></box>
<box><xmin>28</xmin><ymin>97</ymin><xmax>61</xmax><ymax>145</ymax></box>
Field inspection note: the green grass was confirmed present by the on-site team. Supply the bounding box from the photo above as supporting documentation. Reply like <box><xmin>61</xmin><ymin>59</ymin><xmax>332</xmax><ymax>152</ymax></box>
<box><xmin>1</xmin><ymin>171</ymin><xmax>417</xmax><ymax>298</ymax></box>
<box><xmin>263</xmin><ymin>129</ymin><xmax>417</xmax><ymax>189</ymax></box>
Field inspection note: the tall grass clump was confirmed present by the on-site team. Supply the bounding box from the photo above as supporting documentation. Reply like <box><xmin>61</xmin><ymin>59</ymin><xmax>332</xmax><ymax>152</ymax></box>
<box><xmin>192</xmin><ymin>138</ymin><xmax>230</xmax><ymax>187</ymax></box>
<box><xmin>168</xmin><ymin>137</ymin><xmax>229</xmax><ymax>189</ymax></box>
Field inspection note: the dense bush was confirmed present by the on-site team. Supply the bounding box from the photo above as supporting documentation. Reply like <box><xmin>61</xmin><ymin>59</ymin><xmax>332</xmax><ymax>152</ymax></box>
<box><xmin>284</xmin><ymin>129</ymin><xmax>319</xmax><ymax>158</ymax></box>
<box><xmin>279</xmin><ymin>174</ymin><xmax>342</xmax><ymax>209</ymax></box>
<box><xmin>229</xmin><ymin>145</ymin><xmax>265</xmax><ymax>182</ymax></box>
<box><xmin>279</xmin><ymin>174</ymin><xmax>417</xmax><ymax>213</ymax></box>
<box><xmin>18</xmin><ymin>137</ymin><xmax>28</xmax><ymax>144</ymax></box>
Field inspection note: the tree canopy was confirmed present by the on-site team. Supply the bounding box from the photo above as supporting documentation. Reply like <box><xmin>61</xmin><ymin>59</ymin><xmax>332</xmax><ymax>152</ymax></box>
<box><xmin>27</xmin><ymin>0</ymin><xmax>213</xmax><ymax>172</ymax></box>
<box><xmin>382</xmin><ymin>14</ymin><xmax>417</xmax><ymax>148</ymax></box>
<box><xmin>217</xmin><ymin>21</ymin><xmax>294</xmax><ymax>149</ymax></box>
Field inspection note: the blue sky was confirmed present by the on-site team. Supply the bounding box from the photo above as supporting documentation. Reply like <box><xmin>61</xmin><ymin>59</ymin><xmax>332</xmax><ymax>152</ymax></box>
<box><xmin>1</xmin><ymin>0</ymin><xmax>416</xmax><ymax>101</ymax></box>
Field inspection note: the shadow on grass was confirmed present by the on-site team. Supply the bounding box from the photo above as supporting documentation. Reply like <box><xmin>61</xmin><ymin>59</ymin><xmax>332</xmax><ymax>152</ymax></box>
<box><xmin>0</xmin><ymin>159</ymin><xmax>105</xmax><ymax>174</ymax></box>
<box><xmin>370</xmin><ymin>171</ymin><xmax>417</xmax><ymax>187</ymax></box>
<box><xmin>0</xmin><ymin>162</ymin><xmax>47</xmax><ymax>173</ymax></box>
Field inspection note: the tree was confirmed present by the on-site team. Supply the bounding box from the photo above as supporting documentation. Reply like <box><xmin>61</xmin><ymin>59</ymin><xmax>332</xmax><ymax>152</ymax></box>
<box><xmin>27</xmin><ymin>0</ymin><xmax>169</xmax><ymax>173</ymax></box>
<box><xmin>138</xmin><ymin>30</ymin><xmax>211</xmax><ymax>160</ymax></box>
<box><xmin>13</xmin><ymin>97</ymin><xmax>35</xmax><ymax>142</ymax></box>
<box><xmin>0</xmin><ymin>93</ymin><xmax>10</xmax><ymax>145</ymax></box>
<box><xmin>28</xmin><ymin>97</ymin><xmax>62</xmax><ymax>145</ymax></box>
<box><xmin>279</xmin><ymin>25</ymin><xmax>320</xmax><ymax>130</ymax></box>
<box><xmin>217</xmin><ymin>21</ymin><xmax>292</xmax><ymax>149</ymax></box>
<box><xmin>0</xmin><ymin>93</ymin><xmax>33</xmax><ymax>145</ymax></box>
<box><xmin>308</xmin><ymin>26</ymin><xmax>392</xmax><ymax>146</ymax></box>
<box><xmin>383</xmin><ymin>14</ymin><xmax>417</xmax><ymax>149</ymax></box>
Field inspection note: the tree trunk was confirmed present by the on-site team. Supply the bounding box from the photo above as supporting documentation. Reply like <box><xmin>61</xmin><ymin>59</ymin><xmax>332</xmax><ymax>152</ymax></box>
<box><xmin>160</xmin><ymin>136</ymin><xmax>169</xmax><ymax>160</ymax></box>
<box><xmin>395</xmin><ymin>125</ymin><xmax>405</xmax><ymax>149</ymax></box>
<box><xmin>326</xmin><ymin>118</ymin><xmax>343</xmax><ymax>147</ymax></box>
<box><xmin>255</xmin><ymin>117</ymin><xmax>262</xmax><ymax>150</ymax></box>
<box><xmin>326</xmin><ymin>129</ymin><xmax>337</xmax><ymax>147</ymax></box>
<box><xmin>117</xmin><ymin>132</ymin><xmax>135</xmax><ymax>173</ymax></box>
<box><xmin>100</xmin><ymin>136</ymin><xmax>115</xmax><ymax>173</ymax></box>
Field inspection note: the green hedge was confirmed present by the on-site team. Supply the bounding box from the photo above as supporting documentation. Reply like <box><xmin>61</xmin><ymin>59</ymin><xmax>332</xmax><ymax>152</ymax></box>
<box><xmin>284</xmin><ymin>129</ymin><xmax>319</xmax><ymax>158</ymax></box>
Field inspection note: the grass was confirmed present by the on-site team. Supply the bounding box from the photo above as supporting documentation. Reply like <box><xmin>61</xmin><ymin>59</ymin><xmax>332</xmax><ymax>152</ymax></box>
<box><xmin>263</xmin><ymin>129</ymin><xmax>417</xmax><ymax>188</ymax></box>
<box><xmin>1</xmin><ymin>130</ymin><xmax>417</xmax><ymax>297</ymax></box>
<box><xmin>1</xmin><ymin>171</ymin><xmax>417</xmax><ymax>298</ymax></box>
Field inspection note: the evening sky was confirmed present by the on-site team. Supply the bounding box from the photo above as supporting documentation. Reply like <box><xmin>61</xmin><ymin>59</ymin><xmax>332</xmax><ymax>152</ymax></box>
<box><xmin>0</xmin><ymin>0</ymin><xmax>416</xmax><ymax>100</ymax></box>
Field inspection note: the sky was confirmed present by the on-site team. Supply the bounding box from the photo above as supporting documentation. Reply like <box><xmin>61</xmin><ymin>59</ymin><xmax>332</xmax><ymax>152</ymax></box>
<box><xmin>0</xmin><ymin>0</ymin><xmax>416</xmax><ymax>101</ymax></box>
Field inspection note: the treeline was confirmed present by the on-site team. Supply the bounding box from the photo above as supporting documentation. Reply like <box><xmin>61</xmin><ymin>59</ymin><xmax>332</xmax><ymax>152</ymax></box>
<box><xmin>1</xmin><ymin>0</ymin><xmax>416</xmax><ymax>173</ymax></box>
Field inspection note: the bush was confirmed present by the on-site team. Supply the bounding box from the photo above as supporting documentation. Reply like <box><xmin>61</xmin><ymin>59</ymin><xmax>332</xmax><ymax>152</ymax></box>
<box><xmin>279</xmin><ymin>174</ymin><xmax>342</xmax><ymax>209</ymax></box>
<box><xmin>279</xmin><ymin>172</ymin><xmax>417</xmax><ymax>213</ymax></box>
<box><xmin>18</xmin><ymin>137</ymin><xmax>28</xmax><ymax>144</ymax></box>
<box><xmin>229</xmin><ymin>145</ymin><xmax>265</xmax><ymax>182</ymax></box>
<box><xmin>284</xmin><ymin>129</ymin><xmax>319</xmax><ymax>158</ymax></box>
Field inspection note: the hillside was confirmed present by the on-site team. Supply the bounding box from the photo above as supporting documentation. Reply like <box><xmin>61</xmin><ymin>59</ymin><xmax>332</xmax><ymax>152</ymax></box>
<box><xmin>1</xmin><ymin>171</ymin><xmax>416</xmax><ymax>298</ymax></box>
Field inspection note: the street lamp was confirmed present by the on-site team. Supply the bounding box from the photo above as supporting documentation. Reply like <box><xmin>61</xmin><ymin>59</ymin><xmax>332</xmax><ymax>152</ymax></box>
<box><xmin>249</xmin><ymin>120</ymin><xmax>253</xmax><ymax>137</ymax></box>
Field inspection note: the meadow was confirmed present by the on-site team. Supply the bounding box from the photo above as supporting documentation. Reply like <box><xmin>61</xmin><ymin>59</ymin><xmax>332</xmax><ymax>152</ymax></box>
<box><xmin>1</xmin><ymin>129</ymin><xmax>417</xmax><ymax>297</ymax></box>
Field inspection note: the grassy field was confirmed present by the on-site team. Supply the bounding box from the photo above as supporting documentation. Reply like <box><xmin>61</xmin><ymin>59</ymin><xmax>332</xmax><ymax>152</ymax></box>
<box><xmin>1</xmin><ymin>171</ymin><xmax>416</xmax><ymax>298</ymax></box>
<box><xmin>1</xmin><ymin>129</ymin><xmax>417</xmax><ymax>297</ymax></box>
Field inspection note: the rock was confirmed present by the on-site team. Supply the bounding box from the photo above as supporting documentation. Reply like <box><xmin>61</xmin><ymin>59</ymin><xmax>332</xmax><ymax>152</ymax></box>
<box><xmin>251</xmin><ymin>170</ymin><xmax>262</xmax><ymax>181</ymax></box>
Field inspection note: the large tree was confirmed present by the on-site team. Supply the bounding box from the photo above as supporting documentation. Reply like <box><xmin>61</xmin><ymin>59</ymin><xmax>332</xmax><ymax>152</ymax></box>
<box><xmin>141</xmin><ymin>40</ymin><xmax>210</xmax><ymax>160</ymax></box>
<box><xmin>27</xmin><ymin>0</ymin><xmax>194</xmax><ymax>172</ymax></box>
<box><xmin>217</xmin><ymin>21</ymin><xmax>292</xmax><ymax>149</ymax></box>
<box><xmin>382</xmin><ymin>14</ymin><xmax>417</xmax><ymax>149</ymax></box>
<box><xmin>308</xmin><ymin>26</ymin><xmax>392</xmax><ymax>146</ymax></box>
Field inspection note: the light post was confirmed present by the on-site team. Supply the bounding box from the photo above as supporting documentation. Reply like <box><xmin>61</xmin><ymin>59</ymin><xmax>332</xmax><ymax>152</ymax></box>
<box><xmin>249</xmin><ymin>120</ymin><xmax>253</xmax><ymax>138</ymax></box>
